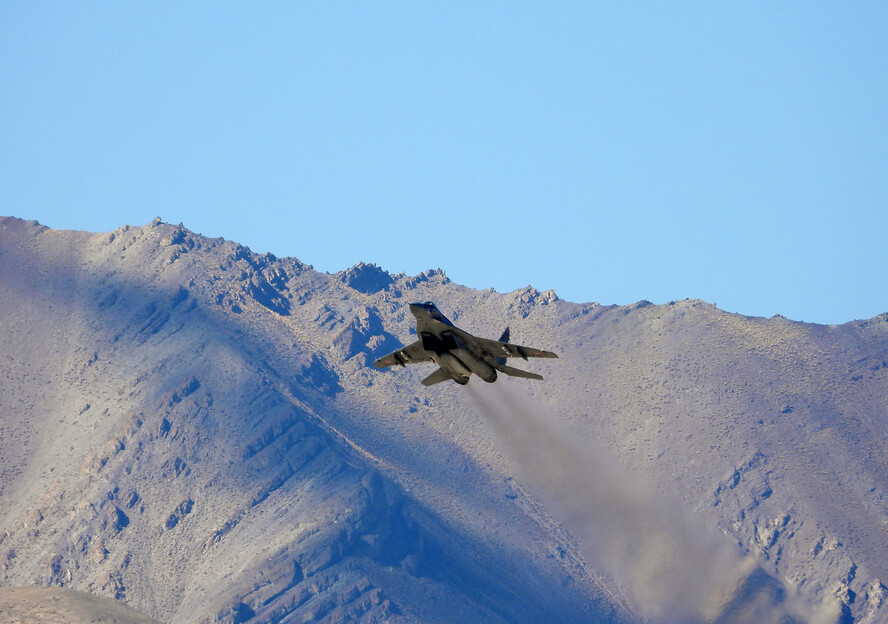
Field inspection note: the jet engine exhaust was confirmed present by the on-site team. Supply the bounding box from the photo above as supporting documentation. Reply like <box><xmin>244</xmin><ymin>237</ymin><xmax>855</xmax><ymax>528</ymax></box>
<box><xmin>455</xmin><ymin>350</ymin><xmax>497</xmax><ymax>382</ymax></box>
<box><xmin>465</xmin><ymin>382</ymin><xmax>834</xmax><ymax>624</ymax></box>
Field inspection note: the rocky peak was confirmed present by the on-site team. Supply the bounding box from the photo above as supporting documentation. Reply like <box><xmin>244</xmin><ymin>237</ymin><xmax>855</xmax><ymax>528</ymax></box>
<box><xmin>337</xmin><ymin>263</ymin><xmax>395</xmax><ymax>294</ymax></box>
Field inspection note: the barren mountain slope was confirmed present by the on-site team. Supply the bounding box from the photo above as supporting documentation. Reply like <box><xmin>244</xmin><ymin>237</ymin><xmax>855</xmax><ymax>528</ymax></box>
<box><xmin>1</xmin><ymin>217</ymin><xmax>887</xmax><ymax>623</ymax></box>
<box><xmin>0</xmin><ymin>217</ymin><xmax>622</xmax><ymax>624</ymax></box>
<box><xmin>0</xmin><ymin>586</ymin><xmax>161</xmax><ymax>623</ymax></box>
<box><xmin>329</xmin><ymin>271</ymin><xmax>888</xmax><ymax>623</ymax></box>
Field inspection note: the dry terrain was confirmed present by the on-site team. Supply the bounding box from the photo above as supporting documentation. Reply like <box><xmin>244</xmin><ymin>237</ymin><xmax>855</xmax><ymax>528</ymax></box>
<box><xmin>0</xmin><ymin>586</ymin><xmax>160</xmax><ymax>623</ymax></box>
<box><xmin>1</xmin><ymin>216</ymin><xmax>886</xmax><ymax>623</ymax></box>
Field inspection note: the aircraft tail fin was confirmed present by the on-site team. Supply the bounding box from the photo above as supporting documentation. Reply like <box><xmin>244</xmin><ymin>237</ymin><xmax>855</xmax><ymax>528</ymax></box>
<box><xmin>495</xmin><ymin>327</ymin><xmax>510</xmax><ymax>366</ymax></box>
<box><xmin>493</xmin><ymin>362</ymin><xmax>543</xmax><ymax>381</ymax></box>
<box><xmin>421</xmin><ymin>368</ymin><xmax>453</xmax><ymax>386</ymax></box>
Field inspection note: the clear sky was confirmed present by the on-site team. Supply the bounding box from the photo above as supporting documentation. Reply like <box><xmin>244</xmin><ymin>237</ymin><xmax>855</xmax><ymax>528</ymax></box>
<box><xmin>2</xmin><ymin>3</ymin><xmax>886</xmax><ymax>324</ymax></box>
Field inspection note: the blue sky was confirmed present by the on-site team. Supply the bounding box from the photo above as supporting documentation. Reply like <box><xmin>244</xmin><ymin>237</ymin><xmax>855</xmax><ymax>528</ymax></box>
<box><xmin>2</xmin><ymin>3</ymin><xmax>886</xmax><ymax>324</ymax></box>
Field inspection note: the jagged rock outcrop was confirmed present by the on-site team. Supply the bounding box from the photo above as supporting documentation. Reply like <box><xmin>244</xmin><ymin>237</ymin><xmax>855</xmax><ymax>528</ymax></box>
<box><xmin>336</xmin><ymin>263</ymin><xmax>395</xmax><ymax>294</ymax></box>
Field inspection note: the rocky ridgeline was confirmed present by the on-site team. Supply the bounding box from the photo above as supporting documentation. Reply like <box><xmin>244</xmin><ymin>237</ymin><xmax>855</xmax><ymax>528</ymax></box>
<box><xmin>1</xmin><ymin>216</ymin><xmax>887</xmax><ymax>623</ymax></box>
<box><xmin>0</xmin><ymin>217</ymin><xmax>615</xmax><ymax>623</ymax></box>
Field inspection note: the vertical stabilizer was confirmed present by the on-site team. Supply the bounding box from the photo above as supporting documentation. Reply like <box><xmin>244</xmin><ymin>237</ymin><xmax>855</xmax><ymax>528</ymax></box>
<box><xmin>495</xmin><ymin>327</ymin><xmax>510</xmax><ymax>366</ymax></box>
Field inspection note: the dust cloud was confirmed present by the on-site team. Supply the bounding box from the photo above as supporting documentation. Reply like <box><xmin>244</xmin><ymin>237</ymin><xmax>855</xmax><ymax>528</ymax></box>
<box><xmin>467</xmin><ymin>382</ymin><xmax>829</xmax><ymax>624</ymax></box>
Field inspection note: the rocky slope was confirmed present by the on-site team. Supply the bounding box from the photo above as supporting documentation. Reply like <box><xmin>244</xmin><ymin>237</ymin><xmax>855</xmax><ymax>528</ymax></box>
<box><xmin>0</xmin><ymin>586</ymin><xmax>161</xmax><ymax>623</ymax></box>
<box><xmin>0</xmin><ymin>216</ymin><xmax>886</xmax><ymax>623</ymax></box>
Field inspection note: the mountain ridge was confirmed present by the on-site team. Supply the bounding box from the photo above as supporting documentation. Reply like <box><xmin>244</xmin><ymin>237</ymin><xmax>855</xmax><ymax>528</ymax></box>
<box><xmin>1</xmin><ymin>216</ymin><xmax>887</xmax><ymax>623</ymax></box>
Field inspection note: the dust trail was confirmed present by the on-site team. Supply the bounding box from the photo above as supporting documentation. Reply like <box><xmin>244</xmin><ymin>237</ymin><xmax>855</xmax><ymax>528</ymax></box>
<box><xmin>467</xmin><ymin>382</ymin><xmax>821</xmax><ymax>624</ymax></box>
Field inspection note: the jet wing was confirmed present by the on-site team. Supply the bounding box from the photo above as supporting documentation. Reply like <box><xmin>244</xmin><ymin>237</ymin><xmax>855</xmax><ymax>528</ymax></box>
<box><xmin>372</xmin><ymin>340</ymin><xmax>432</xmax><ymax>369</ymax></box>
<box><xmin>467</xmin><ymin>334</ymin><xmax>558</xmax><ymax>361</ymax></box>
<box><xmin>494</xmin><ymin>363</ymin><xmax>544</xmax><ymax>380</ymax></box>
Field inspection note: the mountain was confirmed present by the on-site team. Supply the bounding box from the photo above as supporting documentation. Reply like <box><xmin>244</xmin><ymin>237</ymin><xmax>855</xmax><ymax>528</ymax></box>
<box><xmin>0</xmin><ymin>586</ymin><xmax>161</xmax><ymax>623</ymax></box>
<box><xmin>0</xmin><ymin>216</ymin><xmax>886</xmax><ymax>623</ymax></box>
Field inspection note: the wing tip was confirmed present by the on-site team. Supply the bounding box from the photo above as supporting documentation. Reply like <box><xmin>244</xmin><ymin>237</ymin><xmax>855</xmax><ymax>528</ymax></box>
<box><xmin>529</xmin><ymin>350</ymin><xmax>558</xmax><ymax>359</ymax></box>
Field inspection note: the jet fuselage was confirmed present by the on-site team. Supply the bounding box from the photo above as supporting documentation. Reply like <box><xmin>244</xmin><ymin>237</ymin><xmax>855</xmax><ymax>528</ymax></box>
<box><xmin>373</xmin><ymin>301</ymin><xmax>557</xmax><ymax>386</ymax></box>
<box><xmin>410</xmin><ymin>302</ymin><xmax>499</xmax><ymax>384</ymax></box>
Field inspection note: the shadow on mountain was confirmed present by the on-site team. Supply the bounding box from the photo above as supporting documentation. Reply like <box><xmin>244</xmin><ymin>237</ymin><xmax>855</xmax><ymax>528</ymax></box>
<box><xmin>713</xmin><ymin>567</ymin><xmax>806</xmax><ymax>624</ymax></box>
<box><xmin>0</xmin><ymin>218</ymin><xmax>624</xmax><ymax>623</ymax></box>
<box><xmin>331</xmin><ymin>306</ymin><xmax>403</xmax><ymax>366</ymax></box>
<box><xmin>299</xmin><ymin>354</ymin><xmax>342</xmax><ymax>395</ymax></box>
<box><xmin>337</xmin><ymin>262</ymin><xmax>395</xmax><ymax>294</ymax></box>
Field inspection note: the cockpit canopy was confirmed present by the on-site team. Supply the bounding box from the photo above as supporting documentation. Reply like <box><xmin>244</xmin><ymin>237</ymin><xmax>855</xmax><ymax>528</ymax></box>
<box><xmin>411</xmin><ymin>301</ymin><xmax>447</xmax><ymax>323</ymax></box>
<box><xmin>425</xmin><ymin>302</ymin><xmax>443</xmax><ymax>320</ymax></box>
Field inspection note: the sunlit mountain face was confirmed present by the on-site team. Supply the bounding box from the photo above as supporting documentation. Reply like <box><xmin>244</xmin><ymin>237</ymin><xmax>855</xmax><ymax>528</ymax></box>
<box><xmin>1</xmin><ymin>216</ymin><xmax>886</xmax><ymax>624</ymax></box>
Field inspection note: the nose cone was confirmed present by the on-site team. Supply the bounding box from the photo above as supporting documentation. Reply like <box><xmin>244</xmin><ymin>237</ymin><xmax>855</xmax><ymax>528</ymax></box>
<box><xmin>408</xmin><ymin>302</ymin><xmax>425</xmax><ymax>317</ymax></box>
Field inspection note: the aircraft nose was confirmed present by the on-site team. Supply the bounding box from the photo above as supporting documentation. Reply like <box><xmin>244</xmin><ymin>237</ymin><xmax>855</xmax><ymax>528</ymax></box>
<box><xmin>408</xmin><ymin>302</ymin><xmax>424</xmax><ymax>316</ymax></box>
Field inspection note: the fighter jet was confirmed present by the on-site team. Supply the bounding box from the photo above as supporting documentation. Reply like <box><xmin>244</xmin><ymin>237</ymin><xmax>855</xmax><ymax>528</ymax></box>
<box><xmin>373</xmin><ymin>302</ymin><xmax>558</xmax><ymax>386</ymax></box>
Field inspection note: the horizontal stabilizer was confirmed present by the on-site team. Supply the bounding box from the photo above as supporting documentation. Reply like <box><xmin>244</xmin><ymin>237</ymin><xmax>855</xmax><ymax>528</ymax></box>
<box><xmin>493</xmin><ymin>362</ymin><xmax>543</xmax><ymax>381</ymax></box>
<box><xmin>421</xmin><ymin>368</ymin><xmax>453</xmax><ymax>386</ymax></box>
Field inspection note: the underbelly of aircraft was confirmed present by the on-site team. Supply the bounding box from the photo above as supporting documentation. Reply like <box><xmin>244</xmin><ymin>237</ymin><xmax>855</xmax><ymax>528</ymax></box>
<box><xmin>434</xmin><ymin>350</ymin><xmax>497</xmax><ymax>383</ymax></box>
